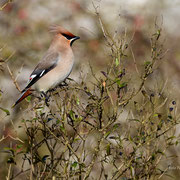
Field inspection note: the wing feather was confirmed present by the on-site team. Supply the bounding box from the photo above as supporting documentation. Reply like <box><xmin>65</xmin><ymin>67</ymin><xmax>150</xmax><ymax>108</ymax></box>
<box><xmin>22</xmin><ymin>52</ymin><xmax>59</xmax><ymax>92</ymax></box>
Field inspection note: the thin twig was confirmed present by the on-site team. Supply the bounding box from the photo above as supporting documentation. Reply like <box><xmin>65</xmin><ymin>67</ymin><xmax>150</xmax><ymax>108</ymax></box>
<box><xmin>7</xmin><ymin>65</ymin><xmax>22</xmax><ymax>92</ymax></box>
<box><xmin>130</xmin><ymin>46</ymin><xmax>140</xmax><ymax>76</ymax></box>
<box><xmin>0</xmin><ymin>0</ymin><xmax>12</xmax><ymax>11</ymax></box>
<box><xmin>6</xmin><ymin>164</ymin><xmax>12</xmax><ymax>180</ymax></box>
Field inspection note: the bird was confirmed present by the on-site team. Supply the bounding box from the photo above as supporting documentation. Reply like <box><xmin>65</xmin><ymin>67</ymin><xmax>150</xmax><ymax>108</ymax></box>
<box><xmin>13</xmin><ymin>25</ymin><xmax>80</xmax><ymax>107</ymax></box>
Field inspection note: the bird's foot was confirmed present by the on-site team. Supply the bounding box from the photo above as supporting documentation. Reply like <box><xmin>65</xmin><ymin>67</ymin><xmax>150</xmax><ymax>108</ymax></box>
<box><xmin>40</xmin><ymin>91</ymin><xmax>50</xmax><ymax>106</ymax></box>
<box><xmin>60</xmin><ymin>81</ymin><xmax>68</xmax><ymax>87</ymax></box>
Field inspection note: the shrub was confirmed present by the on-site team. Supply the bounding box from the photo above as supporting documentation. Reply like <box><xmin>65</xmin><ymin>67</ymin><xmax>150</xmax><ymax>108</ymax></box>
<box><xmin>1</xmin><ymin>15</ymin><xmax>180</xmax><ymax>180</ymax></box>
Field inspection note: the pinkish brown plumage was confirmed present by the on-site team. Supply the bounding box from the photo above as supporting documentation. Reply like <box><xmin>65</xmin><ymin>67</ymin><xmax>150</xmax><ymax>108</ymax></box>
<box><xmin>13</xmin><ymin>25</ymin><xmax>80</xmax><ymax>107</ymax></box>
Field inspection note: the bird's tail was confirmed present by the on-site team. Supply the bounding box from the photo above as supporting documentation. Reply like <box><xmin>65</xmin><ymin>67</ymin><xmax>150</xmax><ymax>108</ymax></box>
<box><xmin>12</xmin><ymin>88</ymin><xmax>32</xmax><ymax>108</ymax></box>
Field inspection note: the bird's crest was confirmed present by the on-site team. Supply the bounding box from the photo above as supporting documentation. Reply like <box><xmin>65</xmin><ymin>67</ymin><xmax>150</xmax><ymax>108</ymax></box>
<box><xmin>49</xmin><ymin>25</ymin><xmax>76</xmax><ymax>39</ymax></box>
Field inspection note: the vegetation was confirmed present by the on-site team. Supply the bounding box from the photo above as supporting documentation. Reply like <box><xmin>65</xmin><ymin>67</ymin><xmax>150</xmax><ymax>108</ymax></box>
<box><xmin>0</xmin><ymin>1</ymin><xmax>180</xmax><ymax>180</ymax></box>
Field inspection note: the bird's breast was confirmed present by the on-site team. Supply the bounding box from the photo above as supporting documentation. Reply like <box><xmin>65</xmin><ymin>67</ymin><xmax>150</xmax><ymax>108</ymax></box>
<box><xmin>34</xmin><ymin>51</ymin><xmax>74</xmax><ymax>92</ymax></box>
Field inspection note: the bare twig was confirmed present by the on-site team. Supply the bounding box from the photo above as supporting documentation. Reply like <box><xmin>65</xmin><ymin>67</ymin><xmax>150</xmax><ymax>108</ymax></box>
<box><xmin>0</xmin><ymin>0</ymin><xmax>12</xmax><ymax>11</ymax></box>
<box><xmin>7</xmin><ymin>65</ymin><xmax>22</xmax><ymax>92</ymax></box>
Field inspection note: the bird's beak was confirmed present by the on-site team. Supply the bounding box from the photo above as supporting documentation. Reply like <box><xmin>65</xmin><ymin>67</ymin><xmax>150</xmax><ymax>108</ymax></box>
<box><xmin>70</xmin><ymin>36</ymin><xmax>80</xmax><ymax>46</ymax></box>
<box><xmin>74</xmin><ymin>36</ymin><xmax>80</xmax><ymax>40</ymax></box>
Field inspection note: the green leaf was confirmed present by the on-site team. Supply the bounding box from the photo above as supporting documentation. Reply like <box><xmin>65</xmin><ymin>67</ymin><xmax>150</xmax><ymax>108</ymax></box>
<box><xmin>60</xmin><ymin>125</ymin><xmax>65</xmax><ymax>132</ymax></box>
<box><xmin>79</xmin><ymin>163</ymin><xmax>85</xmax><ymax>168</ymax></box>
<box><xmin>0</xmin><ymin>107</ymin><xmax>10</xmax><ymax>115</ymax></box>
<box><xmin>74</xmin><ymin>137</ymin><xmax>80</xmax><ymax>142</ymax></box>
<box><xmin>113</xmin><ymin>124</ymin><xmax>120</xmax><ymax>129</ymax></box>
<box><xmin>104</xmin><ymin>131</ymin><xmax>111</xmax><ymax>138</ymax></box>
<box><xmin>151</xmin><ymin>154</ymin><xmax>155</xmax><ymax>160</ymax></box>
<box><xmin>167</xmin><ymin>136</ymin><xmax>176</xmax><ymax>140</ymax></box>
<box><xmin>106</xmin><ymin>143</ymin><xmax>111</xmax><ymax>155</ymax></box>
<box><xmin>16</xmin><ymin>144</ymin><xmax>23</xmax><ymax>149</ymax></box>
<box><xmin>115</xmin><ymin>58</ymin><xmax>119</xmax><ymax>66</ymax></box>
<box><xmin>56</xmin><ymin>119</ymin><xmax>60</xmax><ymax>124</ymax></box>
<box><xmin>26</xmin><ymin>95</ymin><xmax>31</xmax><ymax>102</ymax></box>
<box><xmin>3</xmin><ymin>147</ymin><xmax>14</xmax><ymax>152</ymax></box>
<box><xmin>78</xmin><ymin>116</ymin><xmax>83</xmax><ymax>121</ymax></box>
<box><xmin>69</xmin><ymin>110</ymin><xmax>75</xmax><ymax>120</ymax></box>
<box><xmin>144</xmin><ymin>61</ymin><xmax>151</xmax><ymax>66</ymax></box>
<box><xmin>115</xmin><ymin>78</ymin><xmax>121</xmax><ymax>86</ymax></box>
<box><xmin>114</xmin><ymin>79</ymin><xmax>128</xmax><ymax>88</ymax></box>
<box><xmin>76</xmin><ymin>97</ymin><xmax>80</xmax><ymax>105</ymax></box>
<box><xmin>129</xmin><ymin>119</ymin><xmax>140</xmax><ymax>122</ymax></box>
<box><xmin>154</xmin><ymin>113</ymin><xmax>158</xmax><ymax>117</ymax></box>
<box><xmin>36</xmin><ymin>106</ymin><xmax>44</xmax><ymax>110</ymax></box>
<box><xmin>130</xmin><ymin>166</ymin><xmax>135</xmax><ymax>177</ymax></box>
<box><xmin>156</xmin><ymin>149</ymin><xmax>164</xmax><ymax>155</ymax></box>
<box><xmin>71</xmin><ymin>161</ymin><xmax>78</xmax><ymax>168</ymax></box>
<box><xmin>119</xmin><ymin>82</ymin><xmax>127</xmax><ymax>88</ymax></box>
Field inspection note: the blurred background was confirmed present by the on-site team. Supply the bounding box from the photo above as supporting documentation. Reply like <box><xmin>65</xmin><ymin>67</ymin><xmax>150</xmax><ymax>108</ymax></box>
<box><xmin>0</xmin><ymin>0</ymin><xmax>180</xmax><ymax>179</ymax></box>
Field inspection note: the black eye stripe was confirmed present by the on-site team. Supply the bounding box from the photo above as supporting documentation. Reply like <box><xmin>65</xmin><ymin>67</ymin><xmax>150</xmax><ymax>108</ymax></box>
<box><xmin>62</xmin><ymin>33</ymin><xmax>73</xmax><ymax>40</ymax></box>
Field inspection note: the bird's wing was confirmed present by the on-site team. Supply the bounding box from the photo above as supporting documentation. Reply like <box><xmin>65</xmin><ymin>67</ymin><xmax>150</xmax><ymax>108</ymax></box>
<box><xmin>22</xmin><ymin>52</ymin><xmax>59</xmax><ymax>92</ymax></box>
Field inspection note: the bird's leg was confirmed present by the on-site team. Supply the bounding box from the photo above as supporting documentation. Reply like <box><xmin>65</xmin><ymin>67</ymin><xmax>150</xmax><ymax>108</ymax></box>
<box><xmin>61</xmin><ymin>80</ymin><xmax>68</xmax><ymax>87</ymax></box>
<box><xmin>40</xmin><ymin>91</ymin><xmax>50</xmax><ymax>106</ymax></box>
<box><xmin>56</xmin><ymin>80</ymin><xmax>68</xmax><ymax>89</ymax></box>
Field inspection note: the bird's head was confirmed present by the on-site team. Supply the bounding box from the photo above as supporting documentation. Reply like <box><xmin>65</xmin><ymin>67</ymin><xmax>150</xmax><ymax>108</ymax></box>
<box><xmin>49</xmin><ymin>25</ymin><xmax>80</xmax><ymax>46</ymax></box>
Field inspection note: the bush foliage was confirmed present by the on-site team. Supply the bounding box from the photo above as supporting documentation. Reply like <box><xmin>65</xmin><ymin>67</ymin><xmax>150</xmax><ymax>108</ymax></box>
<box><xmin>0</xmin><ymin>5</ymin><xmax>179</xmax><ymax>180</ymax></box>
